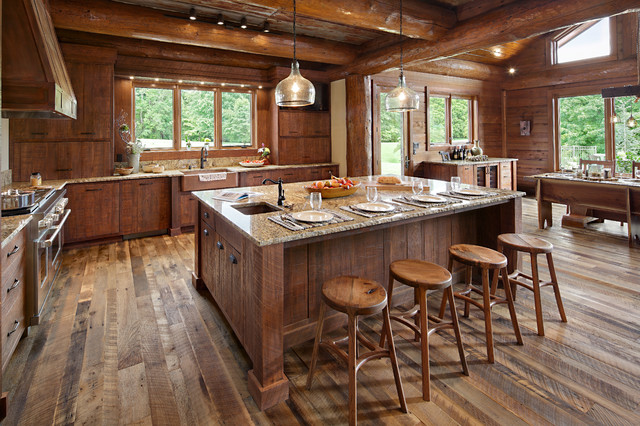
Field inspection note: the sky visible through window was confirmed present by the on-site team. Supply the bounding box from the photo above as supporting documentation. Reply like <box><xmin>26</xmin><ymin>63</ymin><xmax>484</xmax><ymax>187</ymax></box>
<box><xmin>557</xmin><ymin>19</ymin><xmax>610</xmax><ymax>64</ymax></box>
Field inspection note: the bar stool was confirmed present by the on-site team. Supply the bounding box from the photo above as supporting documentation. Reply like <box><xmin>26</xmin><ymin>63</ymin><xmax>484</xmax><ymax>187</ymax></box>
<box><xmin>497</xmin><ymin>233</ymin><xmax>568</xmax><ymax>336</ymax></box>
<box><xmin>379</xmin><ymin>260</ymin><xmax>469</xmax><ymax>401</ymax></box>
<box><xmin>439</xmin><ymin>244</ymin><xmax>523</xmax><ymax>363</ymax></box>
<box><xmin>306</xmin><ymin>276</ymin><xmax>408</xmax><ymax>425</ymax></box>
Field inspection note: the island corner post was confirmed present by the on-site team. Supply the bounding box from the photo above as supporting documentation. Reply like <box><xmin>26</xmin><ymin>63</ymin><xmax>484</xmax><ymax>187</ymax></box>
<box><xmin>193</xmin><ymin>188</ymin><xmax>522</xmax><ymax>410</ymax></box>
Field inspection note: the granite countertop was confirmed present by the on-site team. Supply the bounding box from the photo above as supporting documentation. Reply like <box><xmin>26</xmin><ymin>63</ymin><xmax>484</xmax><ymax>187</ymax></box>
<box><xmin>529</xmin><ymin>172</ymin><xmax>640</xmax><ymax>187</ymax></box>
<box><xmin>424</xmin><ymin>158</ymin><xmax>518</xmax><ymax>166</ymax></box>
<box><xmin>193</xmin><ymin>177</ymin><xmax>525</xmax><ymax>247</ymax></box>
<box><xmin>1</xmin><ymin>215</ymin><xmax>32</xmax><ymax>249</ymax></box>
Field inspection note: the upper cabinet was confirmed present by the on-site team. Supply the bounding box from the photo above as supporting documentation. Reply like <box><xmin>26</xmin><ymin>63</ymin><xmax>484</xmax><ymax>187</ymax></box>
<box><xmin>276</xmin><ymin>110</ymin><xmax>331</xmax><ymax>165</ymax></box>
<box><xmin>9</xmin><ymin>44</ymin><xmax>116</xmax><ymax>142</ymax></box>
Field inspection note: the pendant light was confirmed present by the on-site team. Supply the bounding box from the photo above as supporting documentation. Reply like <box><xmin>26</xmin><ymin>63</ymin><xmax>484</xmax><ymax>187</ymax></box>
<box><xmin>385</xmin><ymin>0</ymin><xmax>419</xmax><ymax>112</ymax></box>
<box><xmin>627</xmin><ymin>98</ymin><xmax>637</xmax><ymax>128</ymax></box>
<box><xmin>275</xmin><ymin>0</ymin><xmax>315</xmax><ymax>107</ymax></box>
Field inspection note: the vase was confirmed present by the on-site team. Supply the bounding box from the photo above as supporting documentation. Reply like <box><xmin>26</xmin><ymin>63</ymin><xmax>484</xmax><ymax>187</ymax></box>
<box><xmin>471</xmin><ymin>140</ymin><xmax>483</xmax><ymax>156</ymax></box>
<box><xmin>128</xmin><ymin>153</ymin><xmax>140</xmax><ymax>173</ymax></box>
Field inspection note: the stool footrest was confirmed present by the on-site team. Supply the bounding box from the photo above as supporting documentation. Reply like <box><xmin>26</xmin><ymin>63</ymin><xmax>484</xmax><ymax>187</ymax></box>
<box><xmin>319</xmin><ymin>331</ymin><xmax>392</xmax><ymax>373</ymax></box>
<box><xmin>456</xmin><ymin>284</ymin><xmax>509</xmax><ymax>310</ymax></box>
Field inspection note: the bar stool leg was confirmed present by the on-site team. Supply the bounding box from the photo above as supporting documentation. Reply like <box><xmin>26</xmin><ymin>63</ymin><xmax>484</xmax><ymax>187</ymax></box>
<box><xmin>530</xmin><ymin>253</ymin><xmax>545</xmax><ymax>336</ymax></box>
<box><xmin>481</xmin><ymin>268</ymin><xmax>495</xmax><ymax>363</ymax></box>
<box><xmin>348</xmin><ymin>314</ymin><xmax>357</xmax><ymax>426</ymax></box>
<box><xmin>306</xmin><ymin>302</ymin><xmax>326</xmax><ymax>390</ymax></box>
<box><xmin>546</xmin><ymin>253</ymin><xmax>568</xmax><ymax>323</ymax></box>
<box><xmin>413</xmin><ymin>288</ymin><xmax>421</xmax><ymax>342</ymax></box>
<box><xmin>439</xmin><ymin>257</ymin><xmax>455</xmax><ymax>319</ymax></box>
<box><xmin>382</xmin><ymin>305</ymin><xmax>408</xmax><ymax>413</ymax></box>
<box><xmin>447</xmin><ymin>286</ymin><xmax>469</xmax><ymax>376</ymax></box>
<box><xmin>463</xmin><ymin>265</ymin><xmax>472</xmax><ymax>317</ymax></box>
<box><xmin>379</xmin><ymin>277</ymin><xmax>395</xmax><ymax>348</ymax></box>
<box><xmin>418</xmin><ymin>287</ymin><xmax>430</xmax><ymax>401</ymax></box>
<box><xmin>502</xmin><ymin>267</ymin><xmax>523</xmax><ymax>345</ymax></box>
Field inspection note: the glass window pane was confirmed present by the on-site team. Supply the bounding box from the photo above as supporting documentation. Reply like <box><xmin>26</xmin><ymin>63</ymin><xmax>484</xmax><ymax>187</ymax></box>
<box><xmin>558</xmin><ymin>19</ymin><xmax>610</xmax><ymax>64</ymax></box>
<box><xmin>558</xmin><ymin>94</ymin><xmax>605</xmax><ymax>169</ymax></box>
<box><xmin>451</xmin><ymin>98</ymin><xmax>470</xmax><ymax>143</ymax></box>
<box><xmin>613</xmin><ymin>97</ymin><xmax>640</xmax><ymax>174</ymax></box>
<box><xmin>429</xmin><ymin>97</ymin><xmax>446</xmax><ymax>144</ymax></box>
<box><xmin>134</xmin><ymin>87</ymin><xmax>174</xmax><ymax>149</ymax></box>
<box><xmin>181</xmin><ymin>89</ymin><xmax>215</xmax><ymax>148</ymax></box>
<box><xmin>380</xmin><ymin>92</ymin><xmax>403</xmax><ymax>176</ymax></box>
<box><xmin>221</xmin><ymin>92</ymin><xmax>252</xmax><ymax>147</ymax></box>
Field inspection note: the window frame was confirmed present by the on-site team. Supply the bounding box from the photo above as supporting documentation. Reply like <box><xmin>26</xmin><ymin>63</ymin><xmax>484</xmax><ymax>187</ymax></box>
<box><xmin>427</xmin><ymin>91</ymin><xmax>477</xmax><ymax>147</ymax></box>
<box><xmin>133</xmin><ymin>81</ymin><xmax>257</xmax><ymax>151</ymax></box>
<box><xmin>549</xmin><ymin>17</ymin><xmax>617</xmax><ymax>68</ymax></box>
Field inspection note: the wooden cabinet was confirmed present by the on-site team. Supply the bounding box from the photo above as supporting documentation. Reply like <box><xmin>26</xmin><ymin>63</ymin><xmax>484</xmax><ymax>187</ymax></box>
<box><xmin>200</xmin><ymin>220</ymin><xmax>217</xmax><ymax>288</ymax></box>
<box><xmin>65</xmin><ymin>182</ymin><xmax>121</xmax><ymax>243</ymax></box>
<box><xmin>277</xmin><ymin>110</ymin><xmax>331</xmax><ymax>164</ymax></box>
<box><xmin>1</xmin><ymin>227</ymin><xmax>28</xmax><ymax>371</ymax></box>
<box><xmin>179</xmin><ymin>192</ymin><xmax>199</xmax><ymax>228</ymax></box>
<box><xmin>239</xmin><ymin>165</ymin><xmax>335</xmax><ymax>187</ymax></box>
<box><xmin>120</xmin><ymin>178</ymin><xmax>171</xmax><ymax>235</ymax></box>
<box><xmin>418</xmin><ymin>160</ymin><xmax>517</xmax><ymax>190</ymax></box>
<box><xmin>475</xmin><ymin>164</ymin><xmax>499</xmax><ymax>188</ymax></box>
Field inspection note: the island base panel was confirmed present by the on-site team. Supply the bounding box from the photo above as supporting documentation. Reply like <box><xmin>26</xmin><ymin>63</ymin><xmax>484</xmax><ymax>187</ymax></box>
<box><xmin>248</xmin><ymin>370</ymin><xmax>289</xmax><ymax>411</ymax></box>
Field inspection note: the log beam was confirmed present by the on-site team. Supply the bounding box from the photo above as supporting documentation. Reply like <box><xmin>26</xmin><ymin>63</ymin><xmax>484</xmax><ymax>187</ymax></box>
<box><xmin>332</xmin><ymin>0</ymin><xmax>640</xmax><ymax>77</ymax></box>
<box><xmin>406</xmin><ymin>58</ymin><xmax>504</xmax><ymax>81</ymax></box>
<box><xmin>345</xmin><ymin>75</ymin><xmax>373</xmax><ymax>177</ymax></box>
<box><xmin>49</xmin><ymin>0</ymin><xmax>358</xmax><ymax>65</ymax></box>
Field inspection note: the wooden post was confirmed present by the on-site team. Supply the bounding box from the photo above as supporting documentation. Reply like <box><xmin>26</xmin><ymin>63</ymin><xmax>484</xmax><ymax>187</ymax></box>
<box><xmin>345</xmin><ymin>74</ymin><xmax>373</xmax><ymax>177</ymax></box>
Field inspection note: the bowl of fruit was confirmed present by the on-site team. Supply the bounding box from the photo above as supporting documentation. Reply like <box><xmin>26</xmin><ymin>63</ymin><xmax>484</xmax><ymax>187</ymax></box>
<box><xmin>304</xmin><ymin>177</ymin><xmax>360</xmax><ymax>198</ymax></box>
<box><xmin>239</xmin><ymin>159</ymin><xmax>266</xmax><ymax>168</ymax></box>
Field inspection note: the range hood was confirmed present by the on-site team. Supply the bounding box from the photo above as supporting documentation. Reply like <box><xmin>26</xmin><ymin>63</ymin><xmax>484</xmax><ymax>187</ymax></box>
<box><xmin>2</xmin><ymin>0</ymin><xmax>76</xmax><ymax>119</ymax></box>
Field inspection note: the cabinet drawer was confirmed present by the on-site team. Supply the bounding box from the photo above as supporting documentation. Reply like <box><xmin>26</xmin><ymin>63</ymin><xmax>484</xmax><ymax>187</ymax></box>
<box><xmin>2</xmin><ymin>251</ymin><xmax>27</xmax><ymax>308</ymax></box>
<box><xmin>201</xmin><ymin>204</ymin><xmax>215</xmax><ymax>228</ymax></box>
<box><xmin>1</xmin><ymin>227</ymin><xmax>27</xmax><ymax>273</ymax></box>
<box><xmin>2</xmin><ymin>281</ymin><xmax>26</xmax><ymax>371</ymax></box>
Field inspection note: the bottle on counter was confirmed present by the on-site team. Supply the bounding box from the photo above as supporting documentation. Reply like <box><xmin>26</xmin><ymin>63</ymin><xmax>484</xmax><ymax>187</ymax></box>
<box><xmin>30</xmin><ymin>172</ymin><xmax>42</xmax><ymax>186</ymax></box>
<box><xmin>452</xmin><ymin>147</ymin><xmax>458</xmax><ymax>160</ymax></box>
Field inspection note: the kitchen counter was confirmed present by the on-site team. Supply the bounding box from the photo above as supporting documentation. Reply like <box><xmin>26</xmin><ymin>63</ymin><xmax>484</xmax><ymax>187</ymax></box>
<box><xmin>423</xmin><ymin>157</ymin><xmax>518</xmax><ymax>165</ymax></box>
<box><xmin>1</xmin><ymin>214</ymin><xmax>32</xmax><ymax>249</ymax></box>
<box><xmin>193</xmin><ymin>176</ymin><xmax>523</xmax><ymax>410</ymax></box>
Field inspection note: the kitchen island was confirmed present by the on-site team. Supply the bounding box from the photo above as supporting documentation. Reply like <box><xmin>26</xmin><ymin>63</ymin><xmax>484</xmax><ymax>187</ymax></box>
<box><xmin>192</xmin><ymin>178</ymin><xmax>523</xmax><ymax>409</ymax></box>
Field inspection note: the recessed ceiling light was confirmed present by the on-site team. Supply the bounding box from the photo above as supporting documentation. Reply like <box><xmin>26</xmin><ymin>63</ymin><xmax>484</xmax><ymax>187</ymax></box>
<box><xmin>240</xmin><ymin>17</ymin><xmax>247</xmax><ymax>29</ymax></box>
<box><xmin>129</xmin><ymin>76</ymin><xmax>134</xmax><ymax>80</ymax></box>
<box><xmin>258</xmin><ymin>85</ymin><xmax>263</xmax><ymax>89</ymax></box>
<box><xmin>508</xmin><ymin>67</ymin><xmax>516</xmax><ymax>74</ymax></box>
<box><xmin>263</xmin><ymin>22</ymin><xmax>270</xmax><ymax>33</ymax></box>
<box><xmin>200</xmin><ymin>81</ymin><xmax>205</xmax><ymax>85</ymax></box>
<box><xmin>493</xmin><ymin>48</ymin><xmax>503</xmax><ymax>57</ymax></box>
<box><xmin>217</xmin><ymin>14</ymin><xmax>224</xmax><ymax>25</ymax></box>
<box><xmin>221</xmin><ymin>83</ymin><xmax>226</xmax><ymax>86</ymax></box>
<box><xmin>154</xmin><ymin>78</ymin><xmax>160</xmax><ymax>82</ymax></box>
<box><xmin>189</xmin><ymin>7</ymin><xmax>196</xmax><ymax>21</ymax></box>
<box><xmin>178</xmin><ymin>80</ymin><xmax>183</xmax><ymax>83</ymax></box>
<box><xmin>240</xmin><ymin>84</ymin><xmax>245</xmax><ymax>88</ymax></box>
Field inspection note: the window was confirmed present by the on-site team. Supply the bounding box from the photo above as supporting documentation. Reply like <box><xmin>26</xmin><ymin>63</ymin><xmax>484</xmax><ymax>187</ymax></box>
<box><xmin>133</xmin><ymin>82</ymin><xmax>256</xmax><ymax>150</ymax></box>
<box><xmin>428</xmin><ymin>94</ymin><xmax>476</xmax><ymax>146</ymax></box>
<box><xmin>613</xmin><ymin>97</ymin><xmax>640</xmax><ymax>173</ymax></box>
<box><xmin>379</xmin><ymin>92</ymin><xmax>404</xmax><ymax>176</ymax></box>
<box><xmin>552</xmin><ymin>18</ymin><xmax>613</xmax><ymax>65</ymax></box>
<box><xmin>558</xmin><ymin>94</ymin><xmax>605</xmax><ymax>169</ymax></box>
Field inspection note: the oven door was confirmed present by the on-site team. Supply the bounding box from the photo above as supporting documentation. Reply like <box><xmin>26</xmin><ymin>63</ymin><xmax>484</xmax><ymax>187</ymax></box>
<box><xmin>50</xmin><ymin>209</ymin><xmax>70</xmax><ymax>274</ymax></box>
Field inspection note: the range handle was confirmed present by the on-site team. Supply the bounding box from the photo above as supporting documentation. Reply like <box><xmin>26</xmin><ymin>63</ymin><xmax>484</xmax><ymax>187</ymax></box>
<box><xmin>38</xmin><ymin>209</ymin><xmax>71</xmax><ymax>248</ymax></box>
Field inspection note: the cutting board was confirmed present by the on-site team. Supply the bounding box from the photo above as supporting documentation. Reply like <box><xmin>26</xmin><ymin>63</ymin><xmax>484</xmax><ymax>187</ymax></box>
<box><xmin>362</xmin><ymin>182</ymin><xmax>430</xmax><ymax>192</ymax></box>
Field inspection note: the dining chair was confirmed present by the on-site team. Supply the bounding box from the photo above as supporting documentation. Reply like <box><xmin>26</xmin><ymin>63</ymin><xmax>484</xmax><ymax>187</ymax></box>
<box><xmin>579</xmin><ymin>159</ymin><xmax>615</xmax><ymax>176</ymax></box>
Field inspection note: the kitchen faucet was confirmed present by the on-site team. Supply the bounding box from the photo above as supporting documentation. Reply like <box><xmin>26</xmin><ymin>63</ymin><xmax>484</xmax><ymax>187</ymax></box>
<box><xmin>200</xmin><ymin>145</ymin><xmax>208</xmax><ymax>169</ymax></box>
<box><xmin>262</xmin><ymin>177</ymin><xmax>285</xmax><ymax>206</ymax></box>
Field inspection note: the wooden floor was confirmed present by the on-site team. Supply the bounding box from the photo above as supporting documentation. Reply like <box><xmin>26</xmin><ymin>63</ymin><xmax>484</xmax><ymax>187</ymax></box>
<box><xmin>3</xmin><ymin>197</ymin><xmax>639</xmax><ymax>425</ymax></box>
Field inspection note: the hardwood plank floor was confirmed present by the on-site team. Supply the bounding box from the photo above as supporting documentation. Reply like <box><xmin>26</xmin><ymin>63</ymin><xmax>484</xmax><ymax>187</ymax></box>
<box><xmin>3</xmin><ymin>197</ymin><xmax>639</xmax><ymax>425</ymax></box>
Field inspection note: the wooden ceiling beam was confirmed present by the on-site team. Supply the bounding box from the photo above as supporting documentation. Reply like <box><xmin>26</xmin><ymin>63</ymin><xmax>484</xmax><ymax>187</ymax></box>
<box><xmin>405</xmin><ymin>58</ymin><xmax>505</xmax><ymax>81</ymax></box>
<box><xmin>48</xmin><ymin>0</ymin><xmax>357</xmax><ymax>65</ymax></box>
<box><xmin>332</xmin><ymin>0</ymin><xmax>640</xmax><ymax>78</ymax></box>
<box><xmin>222</xmin><ymin>0</ymin><xmax>457</xmax><ymax>40</ymax></box>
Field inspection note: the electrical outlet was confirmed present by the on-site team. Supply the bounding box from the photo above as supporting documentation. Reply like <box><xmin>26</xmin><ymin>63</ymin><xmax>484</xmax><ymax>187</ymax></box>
<box><xmin>413</xmin><ymin>142</ymin><xmax>419</xmax><ymax>155</ymax></box>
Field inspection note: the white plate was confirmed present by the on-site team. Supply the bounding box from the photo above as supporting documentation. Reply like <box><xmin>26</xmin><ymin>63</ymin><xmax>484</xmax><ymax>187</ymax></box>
<box><xmin>238</xmin><ymin>161</ymin><xmax>265</xmax><ymax>168</ymax></box>
<box><xmin>290</xmin><ymin>211</ymin><xmax>333</xmax><ymax>223</ymax></box>
<box><xmin>411</xmin><ymin>194</ymin><xmax>448</xmax><ymax>203</ymax></box>
<box><xmin>354</xmin><ymin>202</ymin><xmax>395</xmax><ymax>212</ymax></box>
<box><xmin>453</xmin><ymin>188</ymin><xmax>486</xmax><ymax>196</ymax></box>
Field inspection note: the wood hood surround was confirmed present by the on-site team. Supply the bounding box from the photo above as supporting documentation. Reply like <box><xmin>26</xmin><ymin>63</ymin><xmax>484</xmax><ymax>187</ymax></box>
<box><xmin>2</xmin><ymin>0</ymin><xmax>77</xmax><ymax>119</ymax></box>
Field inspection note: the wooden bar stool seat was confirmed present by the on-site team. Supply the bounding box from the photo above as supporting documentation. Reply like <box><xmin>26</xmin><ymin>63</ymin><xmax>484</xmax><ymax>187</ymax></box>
<box><xmin>380</xmin><ymin>260</ymin><xmax>469</xmax><ymax>401</ymax></box>
<box><xmin>306</xmin><ymin>276</ymin><xmax>408</xmax><ymax>425</ymax></box>
<box><xmin>498</xmin><ymin>233</ymin><xmax>568</xmax><ymax>336</ymax></box>
<box><xmin>439</xmin><ymin>244</ymin><xmax>523</xmax><ymax>363</ymax></box>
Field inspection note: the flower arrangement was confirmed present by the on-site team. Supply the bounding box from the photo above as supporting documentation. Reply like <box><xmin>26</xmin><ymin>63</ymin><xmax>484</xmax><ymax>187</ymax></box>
<box><xmin>258</xmin><ymin>143</ymin><xmax>271</xmax><ymax>159</ymax></box>
<box><xmin>115</xmin><ymin>109</ymin><xmax>145</xmax><ymax>155</ymax></box>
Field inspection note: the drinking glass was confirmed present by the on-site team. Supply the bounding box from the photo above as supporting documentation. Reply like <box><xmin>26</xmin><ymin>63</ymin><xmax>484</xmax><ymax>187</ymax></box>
<box><xmin>412</xmin><ymin>179</ymin><xmax>424</xmax><ymax>195</ymax></box>
<box><xmin>366</xmin><ymin>186</ymin><xmax>378</xmax><ymax>203</ymax></box>
<box><xmin>635</xmin><ymin>167</ymin><xmax>640</xmax><ymax>179</ymax></box>
<box><xmin>310</xmin><ymin>192</ymin><xmax>322</xmax><ymax>210</ymax></box>
<box><xmin>451</xmin><ymin>176</ymin><xmax>461</xmax><ymax>191</ymax></box>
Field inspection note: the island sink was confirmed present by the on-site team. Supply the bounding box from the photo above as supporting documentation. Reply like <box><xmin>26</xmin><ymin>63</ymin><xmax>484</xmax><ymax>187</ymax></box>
<box><xmin>232</xmin><ymin>202</ymin><xmax>282</xmax><ymax>215</ymax></box>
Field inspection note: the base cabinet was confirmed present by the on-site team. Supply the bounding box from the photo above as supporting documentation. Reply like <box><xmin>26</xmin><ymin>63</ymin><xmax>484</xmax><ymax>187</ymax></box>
<box><xmin>120</xmin><ymin>178</ymin><xmax>171</xmax><ymax>234</ymax></box>
<box><xmin>65</xmin><ymin>182</ymin><xmax>121</xmax><ymax>243</ymax></box>
<box><xmin>419</xmin><ymin>160</ymin><xmax>517</xmax><ymax>190</ymax></box>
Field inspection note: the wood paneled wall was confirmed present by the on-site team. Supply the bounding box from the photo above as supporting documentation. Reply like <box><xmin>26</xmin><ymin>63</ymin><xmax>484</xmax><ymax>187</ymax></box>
<box><xmin>502</xmin><ymin>13</ymin><xmax>638</xmax><ymax>192</ymax></box>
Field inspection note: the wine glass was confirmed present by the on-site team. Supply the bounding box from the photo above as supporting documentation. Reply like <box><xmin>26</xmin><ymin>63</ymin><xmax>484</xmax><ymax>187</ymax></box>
<box><xmin>366</xmin><ymin>186</ymin><xmax>378</xmax><ymax>203</ymax></box>
<box><xmin>310</xmin><ymin>192</ymin><xmax>322</xmax><ymax>210</ymax></box>
<box><xmin>412</xmin><ymin>179</ymin><xmax>424</xmax><ymax>196</ymax></box>
<box><xmin>451</xmin><ymin>176</ymin><xmax>461</xmax><ymax>191</ymax></box>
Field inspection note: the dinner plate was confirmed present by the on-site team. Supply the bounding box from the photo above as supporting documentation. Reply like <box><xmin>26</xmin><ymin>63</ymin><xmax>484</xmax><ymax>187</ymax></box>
<box><xmin>353</xmin><ymin>202</ymin><xmax>395</xmax><ymax>212</ymax></box>
<box><xmin>411</xmin><ymin>194</ymin><xmax>448</xmax><ymax>203</ymax></box>
<box><xmin>453</xmin><ymin>188</ymin><xmax>486</xmax><ymax>196</ymax></box>
<box><xmin>290</xmin><ymin>211</ymin><xmax>333</xmax><ymax>223</ymax></box>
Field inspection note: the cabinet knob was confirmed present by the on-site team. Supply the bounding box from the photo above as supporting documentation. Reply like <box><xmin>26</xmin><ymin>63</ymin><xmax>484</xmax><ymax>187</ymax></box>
<box><xmin>204</xmin><ymin>212</ymin><xmax>210</xmax><ymax>218</ymax></box>
<box><xmin>217</xmin><ymin>241</ymin><xmax>224</xmax><ymax>250</ymax></box>
<box><xmin>203</xmin><ymin>229</ymin><xmax>209</xmax><ymax>236</ymax></box>
<box><xmin>229</xmin><ymin>254</ymin><xmax>237</xmax><ymax>264</ymax></box>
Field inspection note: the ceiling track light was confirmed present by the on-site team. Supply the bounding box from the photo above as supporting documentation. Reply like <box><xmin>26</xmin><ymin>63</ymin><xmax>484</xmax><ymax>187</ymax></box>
<box><xmin>240</xmin><ymin>17</ymin><xmax>247</xmax><ymax>29</ymax></box>
<box><xmin>263</xmin><ymin>21</ymin><xmax>270</xmax><ymax>33</ymax></box>
<box><xmin>217</xmin><ymin>14</ymin><xmax>224</xmax><ymax>25</ymax></box>
<box><xmin>189</xmin><ymin>7</ymin><xmax>196</xmax><ymax>21</ymax></box>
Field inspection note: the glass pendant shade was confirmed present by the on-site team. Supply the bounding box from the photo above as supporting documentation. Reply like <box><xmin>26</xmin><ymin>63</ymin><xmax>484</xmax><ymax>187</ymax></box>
<box><xmin>626</xmin><ymin>114</ymin><xmax>637</xmax><ymax>128</ymax></box>
<box><xmin>610</xmin><ymin>112</ymin><xmax>620</xmax><ymax>123</ymax></box>
<box><xmin>386</xmin><ymin>74</ymin><xmax>419</xmax><ymax>112</ymax></box>
<box><xmin>275</xmin><ymin>61</ymin><xmax>315</xmax><ymax>107</ymax></box>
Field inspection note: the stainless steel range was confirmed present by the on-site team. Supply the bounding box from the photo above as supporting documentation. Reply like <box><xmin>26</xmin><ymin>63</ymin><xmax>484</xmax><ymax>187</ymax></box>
<box><xmin>1</xmin><ymin>188</ymin><xmax>70</xmax><ymax>324</ymax></box>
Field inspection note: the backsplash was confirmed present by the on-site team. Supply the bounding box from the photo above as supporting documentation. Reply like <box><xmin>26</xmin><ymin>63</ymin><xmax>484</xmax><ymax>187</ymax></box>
<box><xmin>113</xmin><ymin>156</ymin><xmax>261</xmax><ymax>172</ymax></box>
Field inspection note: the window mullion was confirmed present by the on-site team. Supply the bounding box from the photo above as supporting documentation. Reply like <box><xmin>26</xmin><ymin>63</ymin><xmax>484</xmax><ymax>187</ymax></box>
<box><xmin>174</xmin><ymin>85</ymin><xmax>181</xmax><ymax>150</ymax></box>
<box><xmin>215</xmin><ymin>89</ymin><xmax>222</xmax><ymax>149</ymax></box>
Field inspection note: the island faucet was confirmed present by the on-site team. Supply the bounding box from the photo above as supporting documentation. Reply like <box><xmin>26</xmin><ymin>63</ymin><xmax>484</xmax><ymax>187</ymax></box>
<box><xmin>200</xmin><ymin>145</ymin><xmax>208</xmax><ymax>169</ymax></box>
<box><xmin>262</xmin><ymin>177</ymin><xmax>285</xmax><ymax>206</ymax></box>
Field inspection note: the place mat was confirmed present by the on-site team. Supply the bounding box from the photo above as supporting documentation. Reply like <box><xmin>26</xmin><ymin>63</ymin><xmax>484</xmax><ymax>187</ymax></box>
<box><xmin>438</xmin><ymin>191</ymin><xmax>499</xmax><ymax>201</ymax></box>
<box><xmin>392</xmin><ymin>196</ymin><xmax>462</xmax><ymax>209</ymax></box>
<box><xmin>340</xmin><ymin>202</ymin><xmax>414</xmax><ymax>218</ymax></box>
<box><xmin>268</xmin><ymin>209</ymin><xmax>354</xmax><ymax>231</ymax></box>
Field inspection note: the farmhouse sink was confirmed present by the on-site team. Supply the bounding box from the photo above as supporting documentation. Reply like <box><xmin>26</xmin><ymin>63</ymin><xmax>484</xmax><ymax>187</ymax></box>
<box><xmin>232</xmin><ymin>202</ymin><xmax>282</xmax><ymax>215</ymax></box>
<box><xmin>181</xmin><ymin>169</ymin><xmax>239</xmax><ymax>191</ymax></box>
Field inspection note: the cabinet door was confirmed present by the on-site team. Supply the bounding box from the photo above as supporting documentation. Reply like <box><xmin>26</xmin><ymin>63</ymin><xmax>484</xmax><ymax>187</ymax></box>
<box><xmin>458</xmin><ymin>165</ymin><xmax>475</xmax><ymax>185</ymax></box>
<box><xmin>55</xmin><ymin>142</ymin><xmax>84</xmax><ymax>179</ymax></box>
<box><xmin>180</xmin><ymin>192</ymin><xmax>199</xmax><ymax>227</ymax></box>
<box><xmin>475</xmin><ymin>164</ymin><xmax>498</xmax><ymax>188</ymax></box>
<box><xmin>499</xmin><ymin>162</ymin><xmax>513</xmax><ymax>190</ymax></box>
<box><xmin>218</xmin><ymin>238</ymin><xmax>243</xmax><ymax>342</ymax></box>
<box><xmin>305</xmin><ymin>112</ymin><xmax>330</xmax><ymax>136</ymax></box>
<box><xmin>121</xmin><ymin>179</ymin><xmax>171</xmax><ymax>234</ymax></box>
<box><xmin>200</xmin><ymin>221</ymin><xmax>218</xmax><ymax>292</ymax></box>
<box><xmin>80</xmin><ymin>63</ymin><xmax>113</xmax><ymax>140</ymax></box>
<box><xmin>278</xmin><ymin>111</ymin><xmax>305</xmax><ymax>136</ymax></box>
<box><xmin>12</xmin><ymin>142</ymin><xmax>57</xmax><ymax>181</ymax></box>
<box><xmin>65</xmin><ymin>182</ymin><xmax>120</xmax><ymax>243</ymax></box>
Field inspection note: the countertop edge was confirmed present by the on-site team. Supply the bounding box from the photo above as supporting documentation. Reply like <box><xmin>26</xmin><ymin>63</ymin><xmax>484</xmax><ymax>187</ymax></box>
<box><xmin>1</xmin><ymin>215</ymin><xmax>33</xmax><ymax>249</ymax></box>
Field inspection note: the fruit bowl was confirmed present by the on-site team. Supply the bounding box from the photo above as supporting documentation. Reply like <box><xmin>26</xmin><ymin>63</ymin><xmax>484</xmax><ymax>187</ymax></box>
<box><xmin>239</xmin><ymin>159</ymin><xmax>266</xmax><ymax>168</ymax></box>
<box><xmin>115</xmin><ymin>167</ymin><xmax>134</xmax><ymax>175</ymax></box>
<box><xmin>304</xmin><ymin>180</ymin><xmax>360</xmax><ymax>198</ymax></box>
